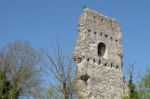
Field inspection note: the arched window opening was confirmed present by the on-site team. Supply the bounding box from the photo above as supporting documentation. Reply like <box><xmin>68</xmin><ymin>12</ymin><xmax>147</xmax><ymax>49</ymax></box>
<box><xmin>98</xmin><ymin>42</ymin><xmax>106</xmax><ymax>57</ymax></box>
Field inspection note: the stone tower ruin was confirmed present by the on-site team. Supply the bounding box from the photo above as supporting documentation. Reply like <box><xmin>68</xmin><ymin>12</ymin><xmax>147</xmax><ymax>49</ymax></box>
<box><xmin>73</xmin><ymin>8</ymin><xmax>125</xmax><ymax>99</ymax></box>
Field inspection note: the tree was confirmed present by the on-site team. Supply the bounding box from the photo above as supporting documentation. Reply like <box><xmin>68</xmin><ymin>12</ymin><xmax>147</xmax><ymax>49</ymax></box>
<box><xmin>123</xmin><ymin>64</ymin><xmax>139</xmax><ymax>99</ymax></box>
<box><xmin>128</xmin><ymin>73</ymin><xmax>139</xmax><ymax>99</ymax></box>
<box><xmin>0</xmin><ymin>41</ymin><xmax>42</xmax><ymax>99</ymax></box>
<box><xmin>138</xmin><ymin>68</ymin><xmax>150</xmax><ymax>99</ymax></box>
<box><xmin>44</xmin><ymin>44</ymin><xmax>77</xmax><ymax>99</ymax></box>
<box><xmin>40</xmin><ymin>86</ymin><xmax>63</xmax><ymax>99</ymax></box>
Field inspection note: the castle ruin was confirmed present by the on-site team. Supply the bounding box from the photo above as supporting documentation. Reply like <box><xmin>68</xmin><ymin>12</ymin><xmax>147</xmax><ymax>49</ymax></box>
<box><xmin>73</xmin><ymin>8</ymin><xmax>125</xmax><ymax>99</ymax></box>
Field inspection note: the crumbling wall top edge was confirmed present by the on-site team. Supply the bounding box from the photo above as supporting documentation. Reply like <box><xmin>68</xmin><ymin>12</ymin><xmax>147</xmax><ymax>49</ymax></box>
<box><xmin>83</xmin><ymin>7</ymin><xmax>119</xmax><ymax>24</ymax></box>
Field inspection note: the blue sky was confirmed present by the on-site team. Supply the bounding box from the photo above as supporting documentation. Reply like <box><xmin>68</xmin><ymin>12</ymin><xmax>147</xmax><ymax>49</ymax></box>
<box><xmin>0</xmin><ymin>0</ymin><xmax>150</xmax><ymax>78</ymax></box>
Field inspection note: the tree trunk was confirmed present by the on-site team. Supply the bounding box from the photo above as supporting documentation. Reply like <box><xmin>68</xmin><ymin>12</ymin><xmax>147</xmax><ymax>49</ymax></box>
<box><xmin>63</xmin><ymin>82</ymin><xmax>68</xmax><ymax>99</ymax></box>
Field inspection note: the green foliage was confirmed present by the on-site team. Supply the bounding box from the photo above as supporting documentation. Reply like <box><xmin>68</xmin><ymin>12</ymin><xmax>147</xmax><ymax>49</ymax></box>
<box><xmin>138</xmin><ymin>68</ymin><xmax>150</xmax><ymax>99</ymax></box>
<box><xmin>122</xmin><ymin>63</ymin><xmax>140</xmax><ymax>99</ymax></box>
<box><xmin>0</xmin><ymin>63</ymin><xmax>13</xmax><ymax>99</ymax></box>
<box><xmin>122</xmin><ymin>96</ymin><xmax>129</xmax><ymax>99</ymax></box>
<box><xmin>0</xmin><ymin>77</ymin><xmax>16</xmax><ymax>99</ymax></box>
<box><xmin>128</xmin><ymin>75</ymin><xmax>139</xmax><ymax>99</ymax></box>
<box><xmin>0</xmin><ymin>41</ymin><xmax>42</xmax><ymax>99</ymax></box>
<box><xmin>123</xmin><ymin>71</ymin><xmax>139</xmax><ymax>99</ymax></box>
<box><xmin>41</xmin><ymin>86</ymin><xmax>63</xmax><ymax>99</ymax></box>
<box><xmin>44</xmin><ymin>44</ymin><xmax>77</xmax><ymax>99</ymax></box>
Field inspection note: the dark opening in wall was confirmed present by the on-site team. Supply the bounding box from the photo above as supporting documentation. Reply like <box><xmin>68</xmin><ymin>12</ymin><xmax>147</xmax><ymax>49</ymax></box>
<box><xmin>98</xmin><ymin>42</ymin><xmax>106</xmax><ymax>57</ymax></box>
<box><xmin>94</xmin><ymin>16</ymin><xmax>96</xmax><ymax>20</ymax></box>
<box><xmin>111</xmin><ymin>63</ymin><xmax>113</xmax><ymax>68</ymax></box>
<box><xmin>90</xmin><ymin>92</ymin><xmax>92</xmax><ymax>95</ymax></box>
<box><xmin>87</xmin><ymin>58</ymin><xmax>90</xmax><ymax>62</ymax></box>
<box><xmin>104</xmin><ymin>63</ymin><xmax>107</xmax><ymax>66</ymax></box>
<box><xmin>100</xmin><ymin>32</ymin><xmax>103</xmax><ymax>36</ymax></box>
<box><xmin>115</xmin><ymin>39</ymin><xmax>118</xmax><ymax>42</ymax></box>
<box><xmin>99</xmin><ymin>60</ymin><xmax>101</xmax><ymax>65</ymax></box>
<box><xmin>101</xmin><ymin>18</ymin><xmax>103</xmax><ymax>21</ymax></box>
<box><xmin>93</xmin><ymin>58</ymin><xmax>95</xmax><ymax>63</ymax></box>
<box><xmin>119</xmin><ymin>53</ymin><xmax>123</xmax><ymax>59</ymax></box>
<box><xmin>94</xmin><ymin>31</ymin><xmax>96</xmax><ymax>34</ymax></box>
<box><xmin>110</xmin><ymin>37</ymin><xmax>113</xmax><ymax>40</ymax></box>
<box><xmin>80</xmin><ymin>74</ymin><xmax>90</xmax><ymax>85</ymax></box>
<box><xmin>88</xmin><ymin>29</ymin><xmax>91</xmax><ymax>32</ymax></box>
<box><xmin>116</xmin><ymin>65</ymin><xmax>119</xmax><ymax>69</ymax></box>
<box><xmin>104</xmin><ymin>34</ymin><xmax>108</xmax><ymax>38</ymax></box>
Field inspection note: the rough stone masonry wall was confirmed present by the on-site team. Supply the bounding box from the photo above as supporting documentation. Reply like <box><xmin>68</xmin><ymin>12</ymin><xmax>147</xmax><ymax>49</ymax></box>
<box><xmin>73</xmin><ymin>8</ymin><xmax>126</xmax><ymax>99</ymax></box>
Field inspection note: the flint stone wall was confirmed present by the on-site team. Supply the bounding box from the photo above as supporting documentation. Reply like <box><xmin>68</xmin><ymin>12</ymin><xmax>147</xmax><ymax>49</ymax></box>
<box><xmin>73</xmin><ymin>8</ymin><xmax>126</xmax><ymax>99</ymax></box>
